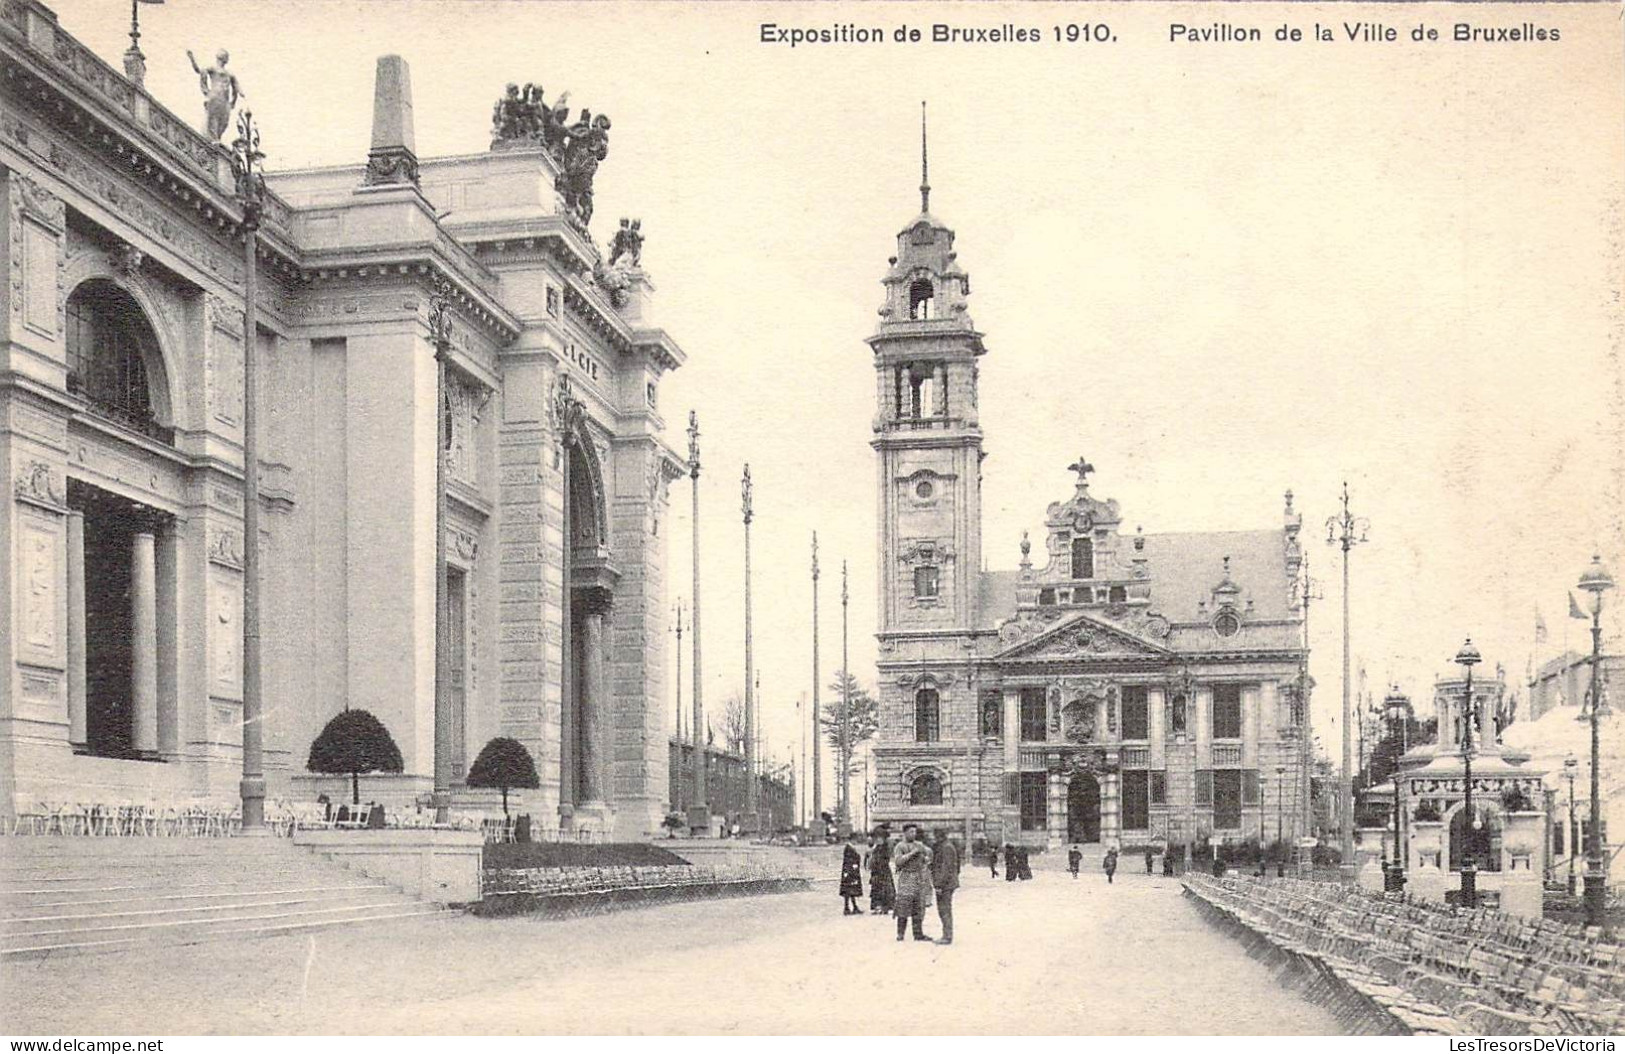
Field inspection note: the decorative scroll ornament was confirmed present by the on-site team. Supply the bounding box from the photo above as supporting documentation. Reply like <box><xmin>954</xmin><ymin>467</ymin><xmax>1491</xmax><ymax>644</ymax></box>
<box><xmin>14</xmin><ymin>460</ymin><xmax>61</xmax><ymax>508</ymax></box>
<box><xmin>548</xmin><ymin>371</ymin><xmax>586</xmax><ymax>468</ymax></box>
<box><xmin>489</xmin><ymin>84</ymin><xmax>610</xmax><ymax>228</ymax></box>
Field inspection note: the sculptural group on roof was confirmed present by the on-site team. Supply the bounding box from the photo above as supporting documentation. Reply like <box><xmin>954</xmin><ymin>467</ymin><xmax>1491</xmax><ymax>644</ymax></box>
<box><xmin>491</xmin><ymin>83</ymin><xmax>611</xmax><ymax>227</ymax></box>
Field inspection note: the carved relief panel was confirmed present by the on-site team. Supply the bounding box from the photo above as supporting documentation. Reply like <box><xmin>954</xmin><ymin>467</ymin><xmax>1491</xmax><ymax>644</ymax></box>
<box><xmin>209</xmin><ymin>564</ymin><xmax>243</xmax><ymax>701</ymax></box>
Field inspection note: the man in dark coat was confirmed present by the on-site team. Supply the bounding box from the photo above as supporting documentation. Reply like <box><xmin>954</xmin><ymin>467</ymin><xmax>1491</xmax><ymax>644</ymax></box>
<box><xmin>1004</xmin><ymin>843</ymin><xmax>1018</xmax><ymax>882</ymax></box>
<box><xmin>931</xmin><ymin>829</ymin><xmax>961</xmax><ymax>946</ymax></box>
<box><xmin>868</xmin><ymin>828</ymin><xmax>895</xmax><ymax>914</ymax></box>
<box><xmin>891</xmin><ymin>823</ymin><xmax>934</xmax><ymax>942</ymax></box>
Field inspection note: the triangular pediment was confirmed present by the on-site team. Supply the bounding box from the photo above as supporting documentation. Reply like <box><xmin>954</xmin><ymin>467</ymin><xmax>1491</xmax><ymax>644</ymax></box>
<box><xmin>994</xmin><ymin>610</ymin><xmax>1174</xmax><ymax>662</ymax></box>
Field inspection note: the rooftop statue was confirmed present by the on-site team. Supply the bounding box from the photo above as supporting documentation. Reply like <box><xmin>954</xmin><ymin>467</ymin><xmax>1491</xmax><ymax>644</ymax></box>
<box><xmin>608</xmin><ymin>218</ymin><xmax>643</xmax><ymax>269</ymax></box>
<box><xmin>187</xmin><ymin>49</ymin><xmax>242</xmax><ymax>142</ymax></box>
<box><xmin>489</xmin><ymin>83</ymin><xmax>609</xmax><ymax>228</ymax></box>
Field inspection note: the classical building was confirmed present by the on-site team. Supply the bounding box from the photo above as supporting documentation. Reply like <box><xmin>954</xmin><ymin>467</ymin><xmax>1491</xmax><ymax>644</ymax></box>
<box><xmin>868</xmin><ymin>163</ymin><xmax>1311</xmax><ymax>852</ymax></box>
<box><xmin>1</xmin><ymin>0</ymin><xmax>688</xmax><ymax>839</ymax></box>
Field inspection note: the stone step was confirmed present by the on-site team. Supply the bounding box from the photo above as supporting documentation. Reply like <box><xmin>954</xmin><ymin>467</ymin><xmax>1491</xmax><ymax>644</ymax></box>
<box><xmin>0</xmin><ymin>904</ymin><xmax>449</xmax><ymax>960</ymax></box>
<box><xmin>0</xmin><ymin>865</ymin><xmax>359</xmax><ymax>890</ymax></box>
<box><xmin>1</xmin><ymin>888</ymin><xmax>405</xmax><ymax>934</ymax></box>
<box><xmin>0</xmin><ymin>837</ymin><xmax>302</xmax><ymax>857</ymax></box>
<box><xmin>0</xmin><ymin>882</ymin><xmax>392</xmax><ymax>918</ymax></box>
<box><xmin>0</xmin><ymin>897</ymin><xmax>421</xmax><ymax>950</ymax></box>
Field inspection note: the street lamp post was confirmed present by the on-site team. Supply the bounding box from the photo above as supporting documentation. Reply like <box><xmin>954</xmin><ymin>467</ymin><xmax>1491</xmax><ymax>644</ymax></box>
<box><xmin>1382</xmin><ymin>686</ymin><xmax>1410</xmax><ymax>892</ymax></box>
<box><xmin>427</xmin><ymin>278</ymin><xmax>454</xmax><ymax>825</ymax></box>
<box><xmin>1326</xmin><ymin>483</ymin><xmax>1369</xmax><ymax>877</ymax></box>
<box><xmin>742</xmin><ymin>465</ymin><xmax>757</xmax><ymax>832</ymax></box>
<box><xmin>1577</xmin><ymin>554</ymin><xmax>1614</xmax><ymax>929</ymax></box>
<box><xmin>229</xmin><ymin>111</ymin><xmax>267</xmax><ymax>834</ymax></box>
<box><xmin>1455</xmin><ymin>638</ymin><xmax>1482</xmax><ymax>909</ymax></box>
<box><xmin>811</xmin><ymin>533</ymin><xmax>823</xmax><ymax>832</ymax></box>
<box><xmin>1276</xmin><ymin>763</ymin><xmax>1288</xmax><ymax>876</ymax></box>
<box><xmin>1564</xmin><ymin>752</ymin><xmax>1578</xmax><ymax>897</ymax></box>
<box><xmin>673</xmin><ymin>599</ymin><xmax>684</xmax><ymax>810</ymax></box>
<box><xmin>840</xmin><ymin>560</ymin><xmax>851</xmax><ymax>827</ymax></box>
<box><xmin>687</xmin><ymin>412</ymin><xmax>707</xmax><ymax>833</ymax></box>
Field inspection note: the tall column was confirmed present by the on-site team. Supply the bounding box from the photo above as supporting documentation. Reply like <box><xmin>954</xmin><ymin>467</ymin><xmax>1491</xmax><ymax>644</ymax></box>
<box><xmin>66</xmin><ymin>511</ymin><xmax>86</xmax><ymax>750</ymax></box>
<box><xmin>686</xmin><ymin>412</ymin><xmax>707</xmax><ymax>829</ymax></box>
<box><xmin>1046</xmin><ymin>769</ymin><xmax>1065</xmax><ymax>849</ymax></box>
<box><xmin>130</xmin><ymin>532</ymin><xmax>159</xmax><ymax>757</ymax></box>
<box><xmin>578</xmin><ymin>604</ymin><xmax>610</xmax><ymax>803</ymax></box>
<box><xmin>429</xmin><ymin>287</ymin><xmax>453</xmax><ymax>823</ymax></box>
<box><xmin>1102</xmin><ymin>761</ymin><xmax>1121</xmax><ymax>847</ymax></box>
<box><xmin>811</xmin><ymin>533</ymin><xmax>822</xmax><ymax>824</ymax></box>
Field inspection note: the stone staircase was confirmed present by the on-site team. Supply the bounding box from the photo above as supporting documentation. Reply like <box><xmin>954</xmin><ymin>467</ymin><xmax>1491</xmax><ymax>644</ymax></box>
<box><xmin>0</xmin><ymin>836</ymin><xmax>446</xmax><ymax>959</ymax></box>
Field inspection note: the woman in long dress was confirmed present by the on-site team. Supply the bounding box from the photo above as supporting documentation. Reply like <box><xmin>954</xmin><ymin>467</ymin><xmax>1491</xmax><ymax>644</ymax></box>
<box><xmin>867</xmin><ymin>829</ymin><xmax>895</xmax><ymax>914</ymax></box>
<box><xmin>840</xmin><ymin>835</ymin><xmax>864</xmax><ymax>915</ymax></box>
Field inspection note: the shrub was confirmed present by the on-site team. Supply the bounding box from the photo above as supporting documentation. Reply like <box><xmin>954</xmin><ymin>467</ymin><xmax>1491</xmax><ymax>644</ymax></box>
<box><xmin>466</xmin><ymin>737</ymin><xmax>540</xmax><ymax>817</ymax></box>
<box><xmin>307</xmin><ymin>709</ymin><xmax>404</xmax><ymax>805</ymax></box>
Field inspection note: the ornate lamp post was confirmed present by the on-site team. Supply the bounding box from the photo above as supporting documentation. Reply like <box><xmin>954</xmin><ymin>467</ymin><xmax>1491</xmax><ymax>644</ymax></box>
<box><xmin>687</xmin><ymin>412</ymin><xmax>708</xmax><ymax>833</ymax></box>
<box><xmin>742</xmin><ymin>465</ymin><xmax>757</xmax><ymax>831</ymax></box>
<box><xmin>230</xmin><ymin>110</ymin><xmax>267</xmax><ymax>834</ymax></box>
<box><xmin>1455</xmin><ymin>637</ymin><xmax>1482</xmax><ymax>908</ymax></box>
<box><xmin>427</xmin><ymin>279</ymin><xmax>454</xmax><ymax>825</ymax></box>
<box><xmin>1382</xmin><ymin>685</ymin><xmax>1411</xmax><ymax>892</ymax></box>
<box><xmin>1326</xmin><ymin>483</ymin><xmax>1369</xmax><ymax>876</ymax></box>
<box><xmin>1276</xmin><ymin>763</ymin><xmax>1288</xmax><ymax>876</ymax></box>
<box><xmin>1564</xmin><ymin>752</ymin><xmax>1579</xmax><ymax>897</ymax></box>
<box><xmin>839</xmin><ymin>559</ymin><xmax>851</xmax><ymax>826</ymax></box>
<box><xmin>811</xmin><ymin>532</ymin><xmax>823</xmax><ymax>831</ymax></box>
<box><xmin>1577</xmin><ymin>553</ymin><xmax>1614</xmax><ymax>928</ymax></box>
<box><xmin>1296</xmin><ymin>557</ymin><xmax>1324</xmax><ymax>841</ymax></box>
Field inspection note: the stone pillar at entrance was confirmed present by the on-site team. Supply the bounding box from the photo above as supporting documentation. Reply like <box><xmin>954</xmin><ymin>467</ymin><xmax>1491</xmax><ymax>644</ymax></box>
<box><xmin>130</xmin><ymin>532</ymin><xmax>159</xmax><ymax>757</ymax></box>
<box><xmin>577</xmin><ymin>604</ymin><xmax>611</xmax><ymax>805</ymax></box>
<box><xmin>1101</xmin><ymin>754</ymin><xmax>1121</xmax><ymax>848</ymax></box>
<box><xmin>66</xmin><ymin>510</ymin><xmax>87</xmax><ymax>750</ymax></box>
<box><xmin>1046</xmin><ymin>769</ymin><xmax>1065</xmax><ymax>849</ymax></box>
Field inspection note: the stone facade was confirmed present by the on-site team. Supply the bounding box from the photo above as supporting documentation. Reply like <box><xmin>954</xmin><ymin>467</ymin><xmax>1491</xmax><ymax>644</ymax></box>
<box><xmin>0</xmin><ymin>0</ymin><xmax>685</xmax><ymax>840</ymax></box>
<box><xmin>868</xmin><ymin>189</ymin><xmax>1310</xmax><ymax>853</ymax></box>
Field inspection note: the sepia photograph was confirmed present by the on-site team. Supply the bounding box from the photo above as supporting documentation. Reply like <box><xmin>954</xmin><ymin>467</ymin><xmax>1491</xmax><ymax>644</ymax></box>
<box><xmin>0</xmin><ymin>0</ymin><xmax>1621</xmax><ymax>1038</ymax></box>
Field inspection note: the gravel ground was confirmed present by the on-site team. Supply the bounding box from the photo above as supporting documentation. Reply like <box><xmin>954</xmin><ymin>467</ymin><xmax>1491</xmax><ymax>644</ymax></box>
<box><xmin>2</xmin><ymin>869</ymin><xmax>1342</xmax><ymax>1035</ymax></box>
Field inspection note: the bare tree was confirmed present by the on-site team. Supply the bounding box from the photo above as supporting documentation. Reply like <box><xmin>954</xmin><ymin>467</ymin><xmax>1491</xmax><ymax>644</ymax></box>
<box><xmin>821</xmin><ymin>670</ymin><xmax>879</xmax><ymax>822</ymax></box>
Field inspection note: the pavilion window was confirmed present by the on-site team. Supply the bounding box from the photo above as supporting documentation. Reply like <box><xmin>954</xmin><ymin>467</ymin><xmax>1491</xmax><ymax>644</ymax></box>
<box><xmin>914</xmin><ymin>688</ymin><xmax>940</xmax><ymax>743</ymax></box>
<box><xmin>913</xmin><ymin>565</ymin><xmax>939</xmax><ymax>599</ymax></box>
<box><xmin>1019</xmin><ymin>687</ymin><xmax>1047</xmax><ymax>742</ymax></box>
<box><xmin>1019</xmin><ymin>771</ymin><xmax>1047</xmax><ymax>831</ymax></box>
<box><xmin>1038</xmin><ymin>588</ymin><xmax>1055</xmax><ymax>606</ymax></box>
<box><xmin>1121</xmin><ymin>685</ymin><xmax>1149</xmax><ymax>740</ymax></box>
<box><xmin>1150</xmin><ymin>770</ymin><xmax>1167</xmax><ymax>805</ymax></box>
<box><xmin>1071</xmin><ymin>536</ymin><xmax>1094</xmax><ymax>579</ymax></box>
<box><xmin>909</xmin><ymin>772</ymin><xmax>943</xmax><ymax>806</ymax></box>
<box><xmin>908</xmin><ymin>278</ymin><xmax>934</xmax><ymax>320</ymax></box>
<box><xmin>1121</xmin><ymin>770</ymin><xmax>1150</xmax><ymax>830</ymax></box>
<box><xmin>65</xmin><ymin>279</ymin><xmax>172</xmax><ymax>445</ymax></box>
<box><xmin>1213</xmin><ymin>770</ymin><xmax>1243</xmax><ymax>829</ymax></box>
<box><xmin>1195</xmin><ymin>769</ymin><xmax>1214</xmax><ymax>806</ymax></box>
<box><xmin>1108</xmin><ymin>585</ymin><xmax>1127</xmax><ymax>604</ymax></box>
<box><xmin>1213</xmin><ymin>684</ymin><xmax>1243</xmax><ymax>739</ymax></box>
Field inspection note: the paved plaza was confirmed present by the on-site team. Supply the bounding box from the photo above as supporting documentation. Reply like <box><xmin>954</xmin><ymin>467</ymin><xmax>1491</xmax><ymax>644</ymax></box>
<box><xmin>3</xmin><ymin>869</ymin><xmax>1341</xmax><ymax>1035</ymax></box>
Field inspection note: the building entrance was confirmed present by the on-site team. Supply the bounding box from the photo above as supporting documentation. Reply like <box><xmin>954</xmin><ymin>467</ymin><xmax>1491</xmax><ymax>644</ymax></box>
<box><xmin>1068</xmin><ymin>772</ymin><xmax>1102</xmax><ymax>843</ymax></box>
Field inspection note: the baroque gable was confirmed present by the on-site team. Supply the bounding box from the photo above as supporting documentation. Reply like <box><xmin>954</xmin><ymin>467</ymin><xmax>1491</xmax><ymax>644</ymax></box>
<box><xmin>994</xmin><ymin>609</ymin><xmax>1173</xmax><ymax>662</ymax></box>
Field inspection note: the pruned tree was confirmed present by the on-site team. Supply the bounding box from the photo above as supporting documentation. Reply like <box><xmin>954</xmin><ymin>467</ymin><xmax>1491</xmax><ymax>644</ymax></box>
<box><xmin>721</xmin><ymin>692</ymin><xmax>747</xmax><ymax>755</ymax></box>
<box><xmin>466</xmin><ymin>736</ymin><xmax>540</xmax><ymax>817</ymax></box>
<box><xmin>821</xmin><ymin>670</ymin><xmax>880</xmax><ymax>822</ymax></box>
<box><xmin>307</xmin><ymin>709</ymin><xmax>404</xmax><ymax>805</ymax></box>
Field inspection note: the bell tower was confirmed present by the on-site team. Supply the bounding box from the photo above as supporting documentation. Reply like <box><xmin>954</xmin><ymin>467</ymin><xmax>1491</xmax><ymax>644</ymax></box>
<box><xmin>872</xmin><ymin>104</ymin><xmax>986</xmax><ymax>638</ymax></box>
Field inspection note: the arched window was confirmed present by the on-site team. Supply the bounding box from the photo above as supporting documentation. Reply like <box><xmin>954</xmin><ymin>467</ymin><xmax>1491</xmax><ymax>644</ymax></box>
<box><xmin>1449</xmin><ymin>806</ymin><xmax>1502</xmax><ymax>872</ymax></box>
<box><xmin>908</xmin><ymin>278</ymin><xmax>934</xmax><ymax>320</ymax></box>
<box><xmin>1071</xmin><ymin>536</ymin><xmax>1094</xmax><ymax>579</ymax></box>
<box><xmin>914</xmin><ymin>688</ymin><xmax>940</xmax><ymax>742</ymax></box>
<box><xmin>909</xmin><ymin>772</ymin><xmax>943</xmax><ymax>806</ymax></box>
<box><xmin>65</xmin><ymin>280</ymin><xmax>170</xmax><ymax>443</ymax></box>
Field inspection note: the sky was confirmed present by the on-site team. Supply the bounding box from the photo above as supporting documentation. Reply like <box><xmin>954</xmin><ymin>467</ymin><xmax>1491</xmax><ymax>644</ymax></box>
<box><xmin>50</xmin><ymin>0</ymin><xmax>1625</xmax><ymax>798</ymax></box>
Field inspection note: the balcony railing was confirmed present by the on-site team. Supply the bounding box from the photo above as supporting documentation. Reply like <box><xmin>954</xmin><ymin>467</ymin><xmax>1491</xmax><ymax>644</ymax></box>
<box><xmin>1212</xmin><ymin>742</ymin><xmax>1243</xmax><ymax>767</ymax></box>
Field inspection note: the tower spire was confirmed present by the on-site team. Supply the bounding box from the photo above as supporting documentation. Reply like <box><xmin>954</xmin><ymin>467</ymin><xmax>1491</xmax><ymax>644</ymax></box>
<box><xmin>919</xmin><ymin>100</ymin><xmax>930</xmax><ymax>214</ymax></box>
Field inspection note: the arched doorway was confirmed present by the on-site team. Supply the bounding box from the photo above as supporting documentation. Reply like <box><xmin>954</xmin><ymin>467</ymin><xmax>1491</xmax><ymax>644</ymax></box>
<box><xmin>559</xmin><ymin>412</ymin><xmax>616</xmax><ymax>821</ymax></box>
<box><xmin>1068</xmin><ymin>772</ymin><xmax>1101</xmax><ymax>843</ymax></box>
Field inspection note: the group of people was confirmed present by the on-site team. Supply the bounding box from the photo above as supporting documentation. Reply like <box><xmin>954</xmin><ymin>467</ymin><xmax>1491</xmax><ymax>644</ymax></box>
<box><xmin>838</xmin><ymin>824</ymin><xmax>960</xmax><ymax>945</ymax></box>
<box><xmin>989</xmin><ymin>843</ymin><xmax>1033</xmax><ymax>881</ymax></box>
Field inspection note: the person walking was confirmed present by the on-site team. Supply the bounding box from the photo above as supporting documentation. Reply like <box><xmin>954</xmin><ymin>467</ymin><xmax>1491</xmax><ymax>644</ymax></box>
<box><xmin>839</xmin><ymin>833</ymin><xmax>864</xmax><ymax>915</ymax></box>
<box><xmin>1145</xmin><ymin>846</ymin><xmax>1155</xmax><ymax>875</ymax></box>
<box><xmin>1018</xmin><ymin>845</ymin><xmax>1033</xmax><ymax>881</ymax></box>
<box><xmin>891</xmin><ymin>824</ymin><xmax>934</xmax><ymax>942</ymax></box>
<box><xmin>1003</xmin><ymin>843</ymin><xmax>1018</xmax><ymax>883</ymax></box>
<box><xmin>988</xmin><ymin>843</ymin><xmax>999</xmax><ymax>879</ymax></box>
<box><xmin>867</xmin><ymin>828</ymin><xmax>895</xmax><ymax>914</ymax></box>
<box><xmin>1102</xmin><ymin>846</ymin><xmax>1119</xmax><ymax>884</ymax></box>
<box><xmin>932</xmin><ymin>829</ymin><xmax>961</xmax><ymax>946</ymax></box>
<box><xmin>1067</xmin><ymin>844</ymin><xmax>1082</xmax><ymax>879</ymax></box>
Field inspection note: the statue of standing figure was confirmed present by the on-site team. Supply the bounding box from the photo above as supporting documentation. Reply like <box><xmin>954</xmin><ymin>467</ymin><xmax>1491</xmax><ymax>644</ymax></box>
<box><xmin>187</xmin><ymin>49</ymin><xmax>242</xmax><ymax>141</ymax></box>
